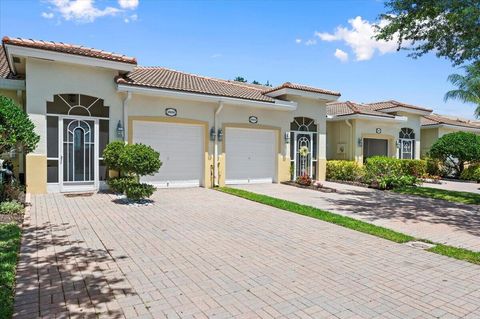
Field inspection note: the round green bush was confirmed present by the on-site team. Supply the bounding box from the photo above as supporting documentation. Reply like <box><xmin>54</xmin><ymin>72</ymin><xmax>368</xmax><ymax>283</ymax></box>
<box><xmin>326</xmin><ymin>160</ymin><xmax>364</xmax><ymax>182</ymax></box>
<box><xmin>460</xmin><ymin>164</ymin><xmax>480</xmax><ymax>182</ymax></box>
<box><xmin>107</xmin><ymin>176</ymin><xmax>136</xmax><ymax>194</ymax></box>
<box><xmin>125</xmin><ymin>183</ymin><xmax>155</xmax><ymax>201</ymax></box>
<box><xmin>0</xmin><ymin>200</ymin><xmax>24</xmax><ymax>214</ymax></box>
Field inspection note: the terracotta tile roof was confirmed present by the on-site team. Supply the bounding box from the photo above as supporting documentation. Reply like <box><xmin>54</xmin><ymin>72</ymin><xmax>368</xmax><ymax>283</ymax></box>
<box><xmin>422</xmin><ymin>114</ymin><xmax>480</xmax><ymax>129</ymax></box>
<box><xmin>366</xmin><ymin>100</ymin><xmax>432</xmax><ymax>113</ymax></box>
<box><xmin>264</xmin><ymin>82</ymin><xmax>341</xmax><ymax>97</ymax></box>
<box><xmin>117</xmin><ymin>67</ymin><xmax>277</xmax><ymax>102</ymax></box>
<box><xmin>2</xmin><ymin>36</ymin><xmax>137</xmax><ymax>65</ymax></box>
<box><xmin>327</xmin><ymin>101</ymin><xmax>395</xmax><ymax>118</ymax></box>
<box><xmin>0</xmin><ymin>46</ymin><xmax>11</xmax><ymax>79</ymax></box>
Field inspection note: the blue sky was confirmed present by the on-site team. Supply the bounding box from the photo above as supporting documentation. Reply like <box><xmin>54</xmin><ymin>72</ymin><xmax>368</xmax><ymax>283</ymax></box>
<box><xmin>0</xmin><ymin>0</ymin><xmax>476</xmax><ymax>119</ymax></box>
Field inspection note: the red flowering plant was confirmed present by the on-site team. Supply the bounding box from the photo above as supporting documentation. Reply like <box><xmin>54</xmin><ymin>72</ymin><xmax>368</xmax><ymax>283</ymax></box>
<box><xmin>296</xmin><ymin>173</ymin><xmax>312</xmax><ymax>186</ymax></box>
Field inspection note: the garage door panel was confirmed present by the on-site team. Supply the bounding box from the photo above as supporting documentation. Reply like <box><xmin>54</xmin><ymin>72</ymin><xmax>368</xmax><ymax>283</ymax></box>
<box><xmin>132</xmin><ymin>121</ymin><xmax>203</xmax><ymax>188</ymax></box>
<box><xmin>225</xmin><ymin>128</ymin><xmax>276</xmax><ymax>184</ymax></box>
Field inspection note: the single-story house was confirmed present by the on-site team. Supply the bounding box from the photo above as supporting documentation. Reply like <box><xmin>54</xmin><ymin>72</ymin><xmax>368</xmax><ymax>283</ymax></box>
<box><xmin>420</xmin><ymin>114</ymin><xmax>480</xmax><ymax>157</ymax></box>
<box><xmin>326</xmin><ymin>100</ymin><xmax>432</xmax><ymax>163</ymax></box>
<box><xmin>0</xmin><ymin>36</ymin><xmax>341</xmax><ymax>194</ymax></box>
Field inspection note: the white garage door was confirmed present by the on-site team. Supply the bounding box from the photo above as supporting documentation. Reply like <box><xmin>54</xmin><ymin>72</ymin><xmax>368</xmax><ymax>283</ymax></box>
<box><xmin>225</xmin><ymin>127</ymin><xmax>276</xmax><ymax>185</ymax></box>
<box><xmin>132</xmin><ymin>121</ymin><xmax>204</xmax><ymax>188</ymax></box>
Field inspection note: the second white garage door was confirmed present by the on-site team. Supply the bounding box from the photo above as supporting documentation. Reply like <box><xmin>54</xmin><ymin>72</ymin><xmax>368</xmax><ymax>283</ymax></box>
<box><xmin>225</xmin><ymin>127</ymin><xmax>276</xmax><ymax>185</ymax></box>
<box><xmin>132</xmin><ymin>120</ymin><xmax>204</xmax><ymax>188</ymax></box>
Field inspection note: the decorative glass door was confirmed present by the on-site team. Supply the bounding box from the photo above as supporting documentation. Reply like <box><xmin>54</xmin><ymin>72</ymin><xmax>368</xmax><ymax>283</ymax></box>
<box><xmin>289</xmin><ymin>118</ymin><xmax>318</xmax><ymax>180</ymax></box>
<box><xmin>61</xmin><ymin>119</ymin><xmax>97</xmax><ymax>191</ymax></box>
<box><xmin>399</xmin><ymin>128</ymin><xmax>415</xmax><ymax>159</ymax></box>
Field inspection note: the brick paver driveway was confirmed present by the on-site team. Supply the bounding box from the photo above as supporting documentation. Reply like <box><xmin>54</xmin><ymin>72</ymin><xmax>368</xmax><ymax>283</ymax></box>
<box><xmin>15</xmin><ymin>189</ymin><xmax>480</xmax><ymax>318</ymax></box>
<box><xmin>236</xmin><ymin>183</ymin><xmax>480</xmax><ymax>252</ymax></box>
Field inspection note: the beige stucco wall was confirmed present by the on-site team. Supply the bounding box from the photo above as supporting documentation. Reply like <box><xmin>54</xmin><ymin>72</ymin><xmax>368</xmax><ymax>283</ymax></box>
<box><xmin>22</xmin><ymin>57</ymin><xmax>331</xmax><ymax>191</ymax></box>
<box><xmin>326</xmin><ymin>113</ymin><xmax>423</xmax><ymax>164</ymax></box>
<box><xmin>24</xmin><ymin>58</ymin><xmax>123</xmax><ymax>193</ymax></box>
<box><xmin>420</xmin><ymin>127</ymin><xmax>439</xmax><ymax>158</ymax></box>
<box><xmin>326</xmin><ymin>120</ymin><xmax>353</xmax><ymax>160</ymax></box>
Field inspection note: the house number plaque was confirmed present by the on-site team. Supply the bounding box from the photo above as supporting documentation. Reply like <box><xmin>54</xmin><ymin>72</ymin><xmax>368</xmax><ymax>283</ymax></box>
<box><xmin>249</xmin><ymin>116</ymin><xmax>258</xmax><ymax>124</ymax></box>
<box><xmin>165</xmin><ymin>108</ymin><xmax>177</xmax><ymax>117</ymax></box>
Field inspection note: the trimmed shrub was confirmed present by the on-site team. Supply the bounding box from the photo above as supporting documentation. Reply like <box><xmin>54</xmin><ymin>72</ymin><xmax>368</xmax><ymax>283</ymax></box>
<box><xmin>364</xmin><ymin>156</ymin><xmax>418</xmax><ymax>190</ymax></box>
<box><xmin>425</xmin><ymin>157</ymin><xmax>442</xmax><ymax>177</ymax></box>
<box><xmin>107</xmin><ymin>176</ymin><xmax>136</xmax><ymax>194</ymax></box>
<box><xmin>400</xmin><ymin>159</ymin><xmax>426</xmax><ymax>178</ymax></box>
<box><xmin>326</xmin><ymin>160</ymin><xmax>364</xmax><ymax>181</ymax></box>
<box><xmin>103</xmin><ymin>142</ymin><xmax>162</xmax><ymax>200</ymax></box>
<box><xmin>125</xmin><ymin>183</ymin><xmax>155</xmax><ymax>201</ymax></box>
<box><xmin>0</xmin><ymin>200</ymin><xmax>23</xmax><ymax>214</ymax></box>
<box><xmin>460</xmin><ymin>164</ymin><xmax>480</xmax><ymax>182</ymax></box>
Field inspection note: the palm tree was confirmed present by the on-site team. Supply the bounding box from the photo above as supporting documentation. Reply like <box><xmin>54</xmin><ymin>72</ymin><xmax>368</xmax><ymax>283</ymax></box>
<box><xmin>444</xmin><ymin>62</ymin><xmax>480</xmax><ymax>119</ymax></box>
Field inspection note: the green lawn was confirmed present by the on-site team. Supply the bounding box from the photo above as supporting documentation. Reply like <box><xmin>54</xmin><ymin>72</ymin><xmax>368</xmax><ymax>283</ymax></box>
<box><xmin>0</xmin><ymin>223</ymin><xmax>22</xmax><ymax>319</ymax></box>
<box><xmin>218</xmin><ymin>187</ymin><xmax>414</xmax><ymax>243</ymax></box>
<box><xmin>218</xmin><ymin>187</ymin><xmax>480</xmax><ymax>265</ymax></box>
<box><xmin>393</xmin><ymin>186</ymin><xmax>480</xmax><ymax>205</ymax></box>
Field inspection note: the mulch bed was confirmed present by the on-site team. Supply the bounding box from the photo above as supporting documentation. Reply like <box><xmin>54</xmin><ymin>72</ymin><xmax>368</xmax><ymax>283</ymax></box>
<box><xmin>0</xmin><ymin>211</ymin><xmax>25</xmax><ymax>225</ymax></box>
<box><xmin>282</xmin><ymin>181</ymin><xmax>337</xmax><ymax>193</ymax></box>
<box><xmin>326</xmin><ymin>179</ymin><xmax>370</xmax><ymax>188</ymax></box>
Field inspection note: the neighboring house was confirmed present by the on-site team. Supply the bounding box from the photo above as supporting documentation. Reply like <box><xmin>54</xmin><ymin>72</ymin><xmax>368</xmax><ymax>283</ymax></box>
<box><xmin>420</xmin><ymin>114</ymin><xmax>480</xmax><ymax>157</ymax></box>
<box><xmin>0</xmin><ymin>36</ymin><xmax>341</xmax><ymax>194</ymax></box>
<box><xmin>326</xmin><ymin>100</ymin><xmax>432</xmax><ymax>163</ymax></box>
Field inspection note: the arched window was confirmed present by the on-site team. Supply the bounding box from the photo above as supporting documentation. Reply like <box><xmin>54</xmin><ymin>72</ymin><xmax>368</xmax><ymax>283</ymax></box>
<box><xmin>47</xmin><ymin>94</ymin><xmax>109</xmax><ymax>117</ymax></box>
<box><xmin>399</xmin><ymin>127</ymin><xmax>415</xmax><ymax>139</ymax></box>
<box><xmin>290</xmin><ymin>117</ymin><xmax>317</xmax><ymax>132</ymax></box>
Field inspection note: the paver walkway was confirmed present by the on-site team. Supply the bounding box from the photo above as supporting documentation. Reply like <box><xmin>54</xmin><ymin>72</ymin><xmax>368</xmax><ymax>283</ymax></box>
<box><xmin>14</xmin><ymin>188</ymin><xmax>480</xmax><ymax>318</ymax></box>
<box><xmin>422</xmin><ymin>180</ymin><xmax>480</xmax><ymax>194</ymax></box>
<box><xmin>235</xmin><ymin>183</ymin><xmax>480</xmax><ymax>252</ymax></box>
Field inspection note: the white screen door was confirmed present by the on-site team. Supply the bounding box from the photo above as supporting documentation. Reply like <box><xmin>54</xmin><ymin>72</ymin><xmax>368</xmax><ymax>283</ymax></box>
<box><xmin>60</xmin><ymin>118</ymin><xmax>99</xmax><ymax>192</ymax></box>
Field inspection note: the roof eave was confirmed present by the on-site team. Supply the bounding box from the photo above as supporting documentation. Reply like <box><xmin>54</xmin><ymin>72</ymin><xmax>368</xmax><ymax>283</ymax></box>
<box><xmin>327</xmin><ymin>114</ymin><xmax>407</xmax><ymax>122</ymax></box>
<box><xmin>421</xmin><ymin>123</ymin><xmax>480</xmax><ymax>132</ymax></box>
<box><xmin>0</xmin><ymin>78</ymin><xmax>25</xmax><ymax>90</ymax></box>
<box><xmin>5</xmin><ymin>44</ymin><xmax>136</xmax><ymax>72</ymax></box>
<box><xmin>117</xmin><ymin>83</ymin><xmax>298</xmax><ymax>111</ymax></box>
<box><xmin>264</xmin><ymin>87</ymin><xmax>340</xmax><ymax>102</ymax></box>
<box><xmin>378</xmin><ymin>106</ymin><xmax>432</xmax><ymax>116</ymax></box>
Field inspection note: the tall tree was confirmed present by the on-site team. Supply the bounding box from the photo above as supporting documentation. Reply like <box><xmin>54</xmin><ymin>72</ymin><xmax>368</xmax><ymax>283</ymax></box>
<box><xmin>233</xmin><ymin>76</ymin><xmax>247</xmax><ymax>83</ymax></box>
<box><xmin>444</xmin><ymin>62</ymin><xmax>480</xmax><ymax>118</ymax></box>
<box><xmin>376</xmin><ymin>0</ymin><xmax>480</xmax><ymax>118</ymax></box>
<box><xmin>376</xmin><ymin>0</ymin><xmax>480</xmax><ymax>65</ymax></box>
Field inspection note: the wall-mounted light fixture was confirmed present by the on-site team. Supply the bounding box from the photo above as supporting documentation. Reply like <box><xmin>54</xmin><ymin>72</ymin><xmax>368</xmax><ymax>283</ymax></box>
<box><xmin>357</xmin><ymin>138</ymin><xmax>363</xmax><ymax>147</ymax></box>
<box><xmin>116</xmin><ymin>120</ymin><xmax>124</xmax><ymax>138</ymax></box>
<box><xmin>217</xmin><ymin>128</ymin><xmax>223</xmax><ymax>142</ymax></box>
<box><xmin>210</xmin><ymin>127</ymin><xmax>216</xmax><ymax>141</ymax></box>
<box><xmin>285</xmin><ymin>132</ymin><xmax>291</xmax><ymax>144</ymax></box>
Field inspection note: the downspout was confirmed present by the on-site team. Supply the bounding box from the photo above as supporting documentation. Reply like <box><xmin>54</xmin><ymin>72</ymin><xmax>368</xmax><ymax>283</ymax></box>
<box><xmin>122</xmin><ymin>91</ymin><xmax>132</xmax><ymax>143</ymax></box>
<box><xmin>214</xmin><ymin>101</ymin><xmax>224</xmax><ymax>186</ymax></box>
<box><xmin>344</xmin><ymin>120</ymin><xmax>353</xmax><ymax>161</ymax></box>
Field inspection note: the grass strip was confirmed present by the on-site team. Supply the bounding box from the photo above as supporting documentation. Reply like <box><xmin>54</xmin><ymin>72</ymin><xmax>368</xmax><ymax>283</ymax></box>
<box><xmin>0</xmin><ymin>223</ymin><xmax>22</xmax><ymax>319</ymax></box>
<box><xmin>428</xmin><ymin>244</ymin><xmax>480</xmax><ymax>265</ymax></box>
<box><xmin>393</xmin><ymin>186</ymin><xmax>480</xmax><ymax>205</ymax></box>
<box><xmin>218</xmin><ymin>187</ymin><xmax>414</xmax><ymax>243</ymax></box>
<box><xmin>218</xmin><ymin>187</ymin><xmax>480</xmax><ymax>265</ymax></box>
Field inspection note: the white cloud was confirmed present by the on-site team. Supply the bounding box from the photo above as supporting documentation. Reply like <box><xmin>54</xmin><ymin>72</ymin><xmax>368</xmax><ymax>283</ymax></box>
<box><xmin>305</xmin><ymin>39</ymin><xmax>317</xmax><ymax>46</ymax></box>
<box><xmin>124</xmin><ymin>13</ymin><xmax>138</xmax><ymax>23</ymax></box>
<box><xmin>211</xmin><ymin>53</ymin><xmax>222</xmax><ymax>58</ymax></box>
<box><xmin>118</xmin><ymin>0</ymin><xmax>138</xmax><ymax>10</ymax></box>
<box><xmin>315</xmin><ymin>16</ymin><xmax>399</xmax><ymax>61</ymax></box>
<box><xmin>43</xmin><ymin>0</ymin><xmax>140</xmax><ymax>23</ymax></box>
<box><xmin>41</xmin><ymin>12</ymin><xmax>54</xmax><ymax>19</ymax></box>
<box><xmin>295</xmin><ymin>38</ymin><xmax>302</xmax><ymax>44</ymax></box>
<box><xmin>334</xmin><ymin>49</ymin><xmax>349</xmax><ymax>62</ymax></box>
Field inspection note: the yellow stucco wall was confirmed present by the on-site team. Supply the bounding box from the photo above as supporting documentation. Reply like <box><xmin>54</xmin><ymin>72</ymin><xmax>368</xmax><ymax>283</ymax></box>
<box><xmin>326</xmin><ymin>120</ymin><xmax>353</xmax><ymax>160</ymax></box>
<box><xmin>25</xmin><ymin>154</ymin><xmax>47</xmax><ymax>194</ymax></box>
<box><xmin>420</xmin><ymin>127</ymin><xmax>439</xmax><ymax>157</ymax></box>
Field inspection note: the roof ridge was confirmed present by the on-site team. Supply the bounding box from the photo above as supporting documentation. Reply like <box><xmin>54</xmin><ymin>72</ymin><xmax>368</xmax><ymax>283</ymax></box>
<box><xmin>2</xmin><ymin>36</ymin><xmax>137</xmax><ymax>64</ymax></box>
<box><xmin>134</xmin><ymin>66</ymin><xmax>266</xmax><ymax>92</ymax></box>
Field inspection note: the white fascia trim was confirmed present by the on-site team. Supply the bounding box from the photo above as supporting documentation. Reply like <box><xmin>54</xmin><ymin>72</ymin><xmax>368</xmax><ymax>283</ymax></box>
<box><xmin>117</xmin><ymin>84</ymin><xmax>298</xmax><ymax>111</ymax></box>
<box><xmin>265</xmin><ymin>87</ymin><xmax>340</xmax><ymax>102</ymax></box>
<box><xmin>380</xmin><ymin>107</ymin><xmax>432</xmax><ymax>116</ymax></box>
<box><xmin>327</xmin><ymin>114</ymin><xmax>408</xmax><ymax>122</ymax></box>
<box><xmin>5</xmin><ymin>44</ymin><xmax>136</xmax><ymax>72</ymax></box>
<box><xmin>421</xmin><ymin>124</ymin><xmax>480</xmax><ymax>132</ymax></box>
<box><xmin>0</xmin><ymin>78</ymin><xmax>25</xmax><ymax>90</ymax></box>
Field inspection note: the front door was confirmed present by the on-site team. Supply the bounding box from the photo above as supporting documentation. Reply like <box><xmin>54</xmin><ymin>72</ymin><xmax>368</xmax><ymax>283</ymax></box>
<box><xmin>60</xmin><ymin>118</ymin><xmax>98</xmax><ymax>192</ymax></box>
